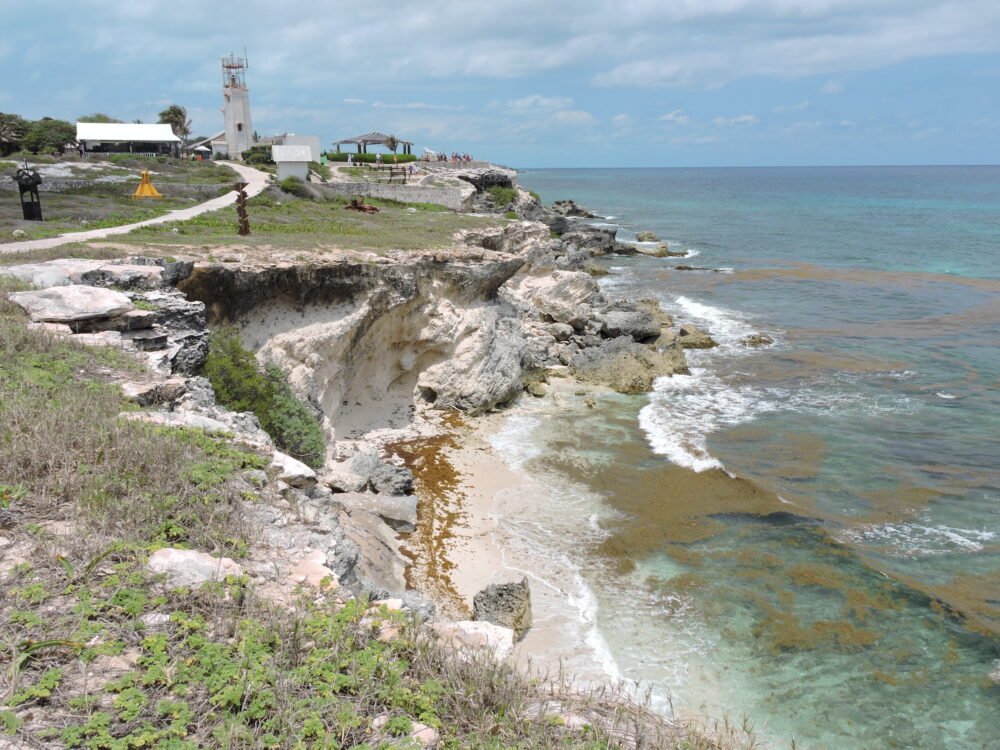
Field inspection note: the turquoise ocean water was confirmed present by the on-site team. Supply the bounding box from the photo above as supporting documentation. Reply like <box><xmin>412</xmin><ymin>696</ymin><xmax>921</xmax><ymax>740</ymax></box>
<box><xmin>505</xmin><ymin>167</ymin><xmax>1000</xmax><ymax>749</ymax></box>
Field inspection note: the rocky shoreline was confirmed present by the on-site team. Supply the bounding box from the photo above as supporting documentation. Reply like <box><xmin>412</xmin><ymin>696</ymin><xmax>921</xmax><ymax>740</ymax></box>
<box><xmin>0</xmin><ymin>173</ymin><xmax>730</xmax><ymax>666</ymax></box>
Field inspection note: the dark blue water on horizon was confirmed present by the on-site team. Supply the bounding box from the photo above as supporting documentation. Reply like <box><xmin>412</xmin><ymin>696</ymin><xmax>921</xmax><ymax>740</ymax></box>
<box><xmin>510</xmin><ymin>167</ymin><xmax>1000</xmax><ymax>749</ymax></box>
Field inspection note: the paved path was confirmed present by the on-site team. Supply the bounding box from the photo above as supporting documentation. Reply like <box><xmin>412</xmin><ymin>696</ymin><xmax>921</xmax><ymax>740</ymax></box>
<box><xmin>0</xmin><ymin>161</ymin><xmax>270</xmax><ymax>256</ymax></box>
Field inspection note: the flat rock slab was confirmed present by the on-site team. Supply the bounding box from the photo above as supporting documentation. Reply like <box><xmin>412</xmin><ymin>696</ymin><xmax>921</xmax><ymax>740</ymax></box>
<box><xmin>147</xmin><ymin>548</ymin><xmax>242</xmax><ymax>587</ymax></box>
<box><xmin>1</xmin><ymin>259</ymin><xmax>163</xmax><ymax>289</ymax></box>
<box><xmin>122</xmin><ymin>410</ymin><xmax>230</xmax><ymax>433</ymax></box>
<box><xmin>8</xmin><ymin>286</ymin><xmax>134</xmax><ymax>323</ymax></box>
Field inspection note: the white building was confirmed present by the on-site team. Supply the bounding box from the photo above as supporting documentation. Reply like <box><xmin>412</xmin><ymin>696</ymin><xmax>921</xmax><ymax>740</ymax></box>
<box><xmin>273</xmin><ymin>145</ymin><xmax>312</xmax><ymax>181</ymax></box>
<box><xmin>221</xmin><ymin>54</ymin><xmax>254</xmax><ymax>159</ymax></box>
<box><xmin>279</xmin><ymin>135</ymin><xmax>321</xmax><ymax>162</ymax></box>
<box><xmin>76</xmin><ymin>123</ymin><xmax>181</xmax><ymax>157</ymax></box>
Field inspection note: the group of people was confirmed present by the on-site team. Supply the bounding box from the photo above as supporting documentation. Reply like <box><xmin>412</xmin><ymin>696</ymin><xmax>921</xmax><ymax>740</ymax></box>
<box><xmin>423</xmin><ymin>152</ymin><xmax>475</xmax><ymax>163</ymax></box>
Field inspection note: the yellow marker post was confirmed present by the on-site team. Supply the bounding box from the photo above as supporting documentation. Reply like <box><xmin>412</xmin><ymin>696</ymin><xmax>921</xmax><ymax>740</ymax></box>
<box><xmin>132</xmin><ymin>170</ymin><xmax>163</xmax><ymax>199</ymax></box>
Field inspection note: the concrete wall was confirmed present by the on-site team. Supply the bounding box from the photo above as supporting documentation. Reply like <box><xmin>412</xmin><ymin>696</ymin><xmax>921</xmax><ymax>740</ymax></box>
<box><xmin>277</xmin><ymin>161</ymin><xmax>309</xmax><ymax>182</ymax></box>
<box><xmin>322</xmin><ymin>182</ymin><xmax>474</xmax><ymax>211</ymax></box>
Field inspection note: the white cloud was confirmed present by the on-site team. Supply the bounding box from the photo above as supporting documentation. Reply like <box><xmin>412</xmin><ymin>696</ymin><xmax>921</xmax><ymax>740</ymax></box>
<box><xmin>507</xmin><ymin>94</ymin><xmax>574</xmax><ymax>110</ymax></box>
<box><xmin>773</xmin><ymin>99</ymin><xmax>810</xmax><ymax>113</ymax></box>
<box><xmin>612</xmin><ymin>113</ymin><xmax>632</xmax><ymax>126</ymax></box>
<box><xmin>822</xmin><ymin>80</ymin><xmax>845</xmax><ymax>95</ymax></box>
<box><xmin>659</xmin><ymin>109</ymin><xmax>690</xmax><ymax>125</ymax></box>
<box><xmin>343</xmin><ymin>98</ymin><xmax>366</xmax><ymax>105</ymax></box>
<box><xmin>552</xmin><ymin>110</ymin><xmax>596</xmax><ymax>126</ymax></box>
<box><xmin>372</xmin><ymin>101</ymin><xmax>466</xmax><ymax>111</ymax></box>
<box><xmin>713</xmin><ymin>114</ymin><xmax>758</xmax><ymax>127</ymax></box>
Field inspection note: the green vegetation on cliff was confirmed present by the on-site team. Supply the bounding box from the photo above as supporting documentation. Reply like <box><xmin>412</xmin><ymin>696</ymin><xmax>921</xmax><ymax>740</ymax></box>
<box><xmin>203</xmin><ymin>327</ymin><xmax>326</xmax><ymax>469</ymax></box>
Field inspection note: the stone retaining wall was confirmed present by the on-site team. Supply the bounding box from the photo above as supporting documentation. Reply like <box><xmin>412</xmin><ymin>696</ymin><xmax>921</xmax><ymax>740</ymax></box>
<box><xmin>322</xmin><ymin>182</ymin><xmax>474</xmax><ymax>211</ymax></box>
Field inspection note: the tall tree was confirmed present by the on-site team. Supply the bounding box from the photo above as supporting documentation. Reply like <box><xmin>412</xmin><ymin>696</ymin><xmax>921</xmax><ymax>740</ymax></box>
<box><xmin>21</xmin><ymin>118</ymin><xmax>76</xmax><ymax>154</ymax></box>
<box><xmin>0</xmin><ymin>113</ymin><xmax>29</xmax><ymax>155</ymax></box>
<box><xmin>78</xmin><ymin>113</ymin><xmax>122</xmax><ymax>123</ymax></box>
<box><xmin>385</xmin><ymin>134</ymin><xmax>399</xmax><ymax>154</ymax></box>
<box><xmin>157</xmin><ymin>104</ymin><xmax>191</xmax><ymax>140</ymax></box>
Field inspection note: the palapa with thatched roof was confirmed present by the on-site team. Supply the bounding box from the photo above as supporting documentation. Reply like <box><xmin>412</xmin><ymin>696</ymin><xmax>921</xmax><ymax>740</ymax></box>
<box><xmin>334</xmin><ymin>131</ymin><xmax>413</xmax><ymax>155</ymax></box>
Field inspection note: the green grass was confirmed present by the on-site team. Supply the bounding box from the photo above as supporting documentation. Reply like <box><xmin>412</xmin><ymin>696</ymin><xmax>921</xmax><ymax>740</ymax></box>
<box><xmin>0</xmin><ymin>159</ymin><xmax>234</xmax><ymax>242</ymax></box>
<box><xmin>0</xmin><ymin>277</ymin><xmax>261</xmax><ymax>555</ymax></box>
<box><xmin>114</xmin><ymin>190</ymin><xmax>498</xmax><ymax>253</ymax></box>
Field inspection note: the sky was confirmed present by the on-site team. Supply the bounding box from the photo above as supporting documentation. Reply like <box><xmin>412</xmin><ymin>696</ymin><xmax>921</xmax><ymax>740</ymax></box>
<box><xmin>3</xmin><ymin>0</ymin><xmax>1000</xmax><ymax>167</ymax></box>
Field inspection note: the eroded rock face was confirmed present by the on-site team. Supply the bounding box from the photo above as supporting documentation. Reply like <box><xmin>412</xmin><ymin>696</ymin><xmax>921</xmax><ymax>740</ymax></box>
<box><xmin>635</xmin><ymin>230</ymin><xmax>660</xmax><ymax>242</ymax></box>
<box><xmin>473</xmin><ymin>577</ymin><xmax>532</xmax><ymax>640</ymax></box>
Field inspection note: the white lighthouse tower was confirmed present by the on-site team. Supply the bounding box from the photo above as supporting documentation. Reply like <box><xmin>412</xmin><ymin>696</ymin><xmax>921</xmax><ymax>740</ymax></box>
<box><xmin>221</xmin><ymin>52</ymin><xmax>254</xmax><ymax>160</ymax></box>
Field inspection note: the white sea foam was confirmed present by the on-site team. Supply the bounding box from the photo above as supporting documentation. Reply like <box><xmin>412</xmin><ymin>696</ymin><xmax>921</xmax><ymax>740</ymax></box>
<box><xmin>840</xmin><ymin>522</ymin><xmax>996</xmax><ymax>556</ymax></box>
<box><xmin>670</xmin><ymin>295</ymin><xmax>757</xmax><ymax>349</ymax></box>
<box><xmin>639</xmin><ymin>367</ymin><xmax>776</xmax><ymax>472</ymax></box>
<box><xmin>936</xmin><ymin>392</ymin><xmax>958</xmax><ymax>400</ymax></box>
<box><xmin>489</xmin><ymin>413</ymin><xmax>543</xmax><ymax>470</ymax></box>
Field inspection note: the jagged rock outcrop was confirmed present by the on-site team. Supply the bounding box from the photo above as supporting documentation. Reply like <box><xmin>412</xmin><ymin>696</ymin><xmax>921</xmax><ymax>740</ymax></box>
<box><xmin>593</xmin><ymin>301</ymin><xmax>661</xmax><ymax>342</ymax></box>
<box><xmin>571</xmin><ymin>337</ymin><xmax>687</xmax><ymax>394</ymax></box>
<box><xmin>452</xmin><ymin>167</ymin><xmax>516</xmax><ymax>192</ymax></box>
<box><xmin>473</xmin><ymin>578</ymin><xmax>533</xmax><ymax>640</ymax></box>
<box><xmin>551</xmin><ymin>200</ymin><xmax>597</xmax><ymax>219</ymax></box>
<box><xmin>679</xmin><ymin>324</ymin><xmax>719</xmax><ymax>349</ymax></box>
<box><xmin>743</xmin><ymin>332</ymin><xmax>774</xmax><ymax>347</ymax></box>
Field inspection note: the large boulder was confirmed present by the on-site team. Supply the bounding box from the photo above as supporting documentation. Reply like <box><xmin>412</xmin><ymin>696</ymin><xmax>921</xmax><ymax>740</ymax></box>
<box><xmin>473</xmin><ymin>577</ymin><xmax>532</xmax><ymax>640</ymax></box>
<box><xmin>635</xmin><ymin>231</ymin><xmax>660</xmax><ymax>242</ymax></box>
<box><xmin>571</xmin><ymin>338</ymin><xmax>687</xmax><ymax>394</ymax></box>
<box><xmin>417</xmin><ymin>312</ymin><xmax>524</xmax><ymax>415</ymax></box>
<box><xmin>271</xmin><ymin>450</ymin><xmax>318</xmax><ymax>490</ymax></box>
<box><xmin>678</xmin><ymin>324</ymin><xmax>719</xmax><ymax>350</ymax></box>
<box><xmin>370</xmin><ymin>461</ymin><xmax>414</xmax><ymax>496</ymax></box>
<box><xmin>503</xmin><ymin>269</ymin><xmax>602</xmax><ymax>330</ymax></box>
<box><xmin>594</xmin><ymin>301</ymin><xmax>661</xmax><ymax>342</ymax></box>
<box><xmin>430</xmin><ymin>620</ymin><xmax>516</xmax><ymax>662</ymax></box>
<box><xmin>147</xmin><ymin>548</ymin><xmax>242</xmax><ymax>587</ymax></box>
<box><xmin>559</xmin><ymin>227</ymin><xmax>619</xmax><ymax>257</ymax></box>
<box><xmin>8</xmin><ymin>286</ymin><xmax>134</xmax><ymax>323</ymax></box>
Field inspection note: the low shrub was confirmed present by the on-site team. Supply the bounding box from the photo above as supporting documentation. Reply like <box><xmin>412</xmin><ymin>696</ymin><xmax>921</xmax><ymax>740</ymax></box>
<box><xmin>241</xmin><ymin>145</ymin><xmax>274</xmax><ymax>166</ymax></box>
<box><xmin>309</xmin><ymin>160</ymin><xmax>332</xmax><ymax>181</ymax></box>
<box><xmin>203</xmin><ymin>328</ymin><xmax>325</xmax><ymax>468</ymax></box>
<box><xmin>278</xmin><ymin>176</ymin><xmax>313</xmax><ymax>199</ymax></box>
<box><xmin>325</xmin><ymin>152</ymin><xmax>417</xmax><ymax>164</ymax></box>
<box><xmin>488</xmin><ymin>185</ymin><xmax>518</xmax><ymax>207</ymax></box>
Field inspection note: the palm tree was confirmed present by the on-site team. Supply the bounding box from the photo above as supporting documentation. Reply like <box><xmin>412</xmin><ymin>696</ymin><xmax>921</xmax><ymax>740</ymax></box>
<box><xmin>158</xmin><ymin>104</ymin><xmax>191</xmax><ymax>140</ymax></box>
<box><xmin>385</xmin><ymin>134</ymin><xmax>399</xmax><ymax>154</ymax></box>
